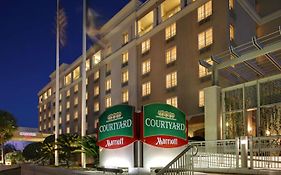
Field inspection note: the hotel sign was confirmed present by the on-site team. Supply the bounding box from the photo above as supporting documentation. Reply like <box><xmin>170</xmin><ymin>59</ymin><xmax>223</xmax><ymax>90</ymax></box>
<box><xmin>142</xmin><ymin>103</ymin><xmax>188</xmax><ymax>148</ymax></box>
<box><xmin>98</xmin><ymin>104</ymin><xmax>135</xmax><ymax>149</ymax></box>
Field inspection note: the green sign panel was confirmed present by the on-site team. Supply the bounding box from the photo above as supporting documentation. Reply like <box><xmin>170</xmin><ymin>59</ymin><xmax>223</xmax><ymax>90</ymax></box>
<box><xmin>98</xmin><ymin>104</ymin><xmax>135</xmax><ymax>149</ymax></box>
<box><xmin>142</xmin><ymin>103</ymin><xmax>187</xmax><ymax>148</ymax></box>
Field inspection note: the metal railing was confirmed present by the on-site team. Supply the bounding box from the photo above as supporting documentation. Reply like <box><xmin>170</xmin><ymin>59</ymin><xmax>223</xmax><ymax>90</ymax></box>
<box><xmin>190</xmin><ymin>136</ymin><xmax>281</xmax><ymax>170</ymax></box>
<box><xmin>156</xmin><ymin>144</ymin><xmax>197</xmax><ymax>175</ymax></box>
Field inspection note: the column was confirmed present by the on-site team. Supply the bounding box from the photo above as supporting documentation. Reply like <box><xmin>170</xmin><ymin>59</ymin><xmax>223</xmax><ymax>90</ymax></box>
<box><xmin>204</xmin><ymin>86</ymin><xmax>222</xmax><ymax>141</ymax></box>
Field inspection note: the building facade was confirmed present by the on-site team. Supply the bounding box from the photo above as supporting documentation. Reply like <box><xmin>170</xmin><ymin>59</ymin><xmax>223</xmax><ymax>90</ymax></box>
<box><xmin>38</xmin><ymin>0</ymin><xmax>281</xmax><ymax>138</ymax></box>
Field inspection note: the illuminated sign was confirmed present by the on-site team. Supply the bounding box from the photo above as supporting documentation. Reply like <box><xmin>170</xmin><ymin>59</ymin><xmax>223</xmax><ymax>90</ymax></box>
<box><xmin>19</xmin><ymin>132</ymin><xmax>37</xmax><ymax>137</ymax></box>
<box><xmin>98</xmin><ymin>105</ymin><xmax>136</xmax><ymax>149</ymax></box>
<box><xmin>142</xmin><ymin>103</ymin><xmax>188</xmax><ymax>148</ymax></box>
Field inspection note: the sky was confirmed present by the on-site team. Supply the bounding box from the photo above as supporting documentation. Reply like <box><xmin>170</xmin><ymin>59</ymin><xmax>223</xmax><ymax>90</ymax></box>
<box><xmin>0</xmin><ymin>0</ymin><xmax>143</xmax><ymax>128</ymax></box>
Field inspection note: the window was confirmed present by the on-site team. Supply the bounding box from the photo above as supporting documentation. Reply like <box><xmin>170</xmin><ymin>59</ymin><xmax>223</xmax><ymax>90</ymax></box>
<box><xmin>59</xmin><ymin>116</ymin><xmax>62</xmax><ymax>124</ymax></box>
<box><xmin>94</xmin><ymin>71</ymin><xmax>99</xmax><ymax>80</ymax></box>
<box><xmin>229</xmin><ymin>0</ymin><xmax>234</xmax><ymax>10</ymax></box>
<box><xmin>122</xmin><ymin>70</ymin><xmax>129</xmax><ymax>83</ymax></box>
<box><xmin>59</xmin><ymin>105</ymin><xmax>62</xmax><ymax>112</ymax></box>
<box><xmin>86</xmin><ymin>78</ymin><xmax>88</xmax><ymax>85</ymax></box>
<box><xmin>94</xmin><ymin>86</ymin><xmax>99</xmax><ymax>96</ymax></box>
<box><xmin>166</xmin><ymin>46</ymin><xmax>177</xmax><ymax>64</ymax></box>
<box><xmin>167</xmin><ymin>97</ymin><xmax>178</xmax><ymax>108</ymax></box>
<box><xmin>66</xmin><ymin>126</ymin><xmax>70</xmax><ymax>133</ymax></box>
<box><xmin>66</xmin><ymin>90</ymin><xmax>70</xmax><ymax>97</ymax></box>
<box><xmin>66</xmin><ymin>113</ymin><xmax>70</xmax><ymax>121</ymax></box>
<box><xmin>142</xmin><ymin>81</ymin><xmax>151</xmax><ymax>96</ymax></box>
<box><xmin>123</xmin><ymin>32</ymin><xmax>129</xmax><ymax>44</ymax></box>
<box><xmin>66</xmin><ymin>101</ymin><xmax>70</xmax><ymax>109</ymax></box>
<box><xmin>106</xmin><ymin>79</ymin><xmax>112</xmax><ymax>91</ymax></box>
<box><xmin>141</xmin><ymin>39</ymin><xmax>150</xmax><ymax>54</ymax></box>
<box><xmin>106</xmin><ymin>63</ymin><xmax>111</xmax><ymax>74</ymax></box>
<box><xmin>165</xmin><ymin>23</ymin><xmax>176</xmax><ymax>40</ymax></box>
<box><xmin>86</xmin><ymin>92</ymin><xmax>88</xmax><ymax>100</ymax></box>
<box><xmin>199</xmin><ymin>90</ymin><xmax>205</xmax><ymax>107</ymax></box>
<box><xmin>142</xmin><ymin>59</ymin><xmax>151</xmax><ymax>75</ymax></box>
<box><xmin>197</xmin><ymin>1</ymin><xmax>212</xmax><ymax>22</ymax></box>
<box><xmin>230</xmin><ymin>24</ymin><xmax>234</xmax><ymax>41</ymax></box>
<box><xmin>166</xmin><ymin>71</ymin><xmax>177</xmax><ymax>88</ymax></box>
<box><xmin>43</xmin><ymin>92</ymin><xmax>48</xmax><ymax>100</ymax></box>
<box><xmin>59</xmin><ymin>128</ymin><xmax>62</xmax><ymax>134</ymax></box>
<box><xmin>198</xmin><ymin>28</ymin><xmax>213</xmax><ymax>50</ymax></box>
<box><xmin>65</xmin><ymin>73</ymin><xmax>72</xmax><ymax>85</ymax></box>
<box><xmin>161</xmin><ymin>0</ymin><xmax>181</xmax><ymax>21</ymax></box>
<box><xmin>137</xmin><ymin>11</ymin><xmax>154</xmax><ymax>36</ymax></box>
<box><xmin>74</xmin><ymin>84</ymin><xmax>78</xmax><ymax>93</ymax></box>
<box><xmin>199</xmin><ymin>58</ymin><xmax>213</xmax><ymax>77</ymax></box>
<box><xmin>73</xmin><ymin>66</ymin><xmax>80</xmax><ymax>80</ymax></box>
<box><xmin>48</xmin><ymin>88</ymin><xmax>52</xmax><ymax>96</ymax></box>
<box><xmin>74</xmin><ymin>111</ymin><xmax>78</xmax><ymax>119</ymax></box>
<box><xmin>86</xmin><ymin>59</ymin><xmax>90</xmax><ymax>71</ymax></box>
<box><xmin>59</xmin><ymin>93</ymin><xmax>62</xmax><ymax>100</ymax></box>
<box><xmin>74</xmin><ymin>97</ymin><xmax>78</xmax><ymax>106</ymax></box>
<box><xmin>122</xmin><ymin>51</ymin><xmax>129</xmax><ymax>64</ymax></box>
<box><xmin>92</xmin><ymin>50</ymin><xmax>101</xmax><ymax>66</ymax></box>
<box><xmin>105</xmin><ymin>96</ymin><xmax>112</xmax><ymax>108</ymax></box>
<box><xmin>94</xmin><ymin>102</ymin><xmax>99</xmax><ymax>112</ymax></box>
<box><xmin>86</xmin><ymin>107</ymin><xmax>88</xmax><ymax>115</ymax></box>
<box><xmin>122</xmin><ymin>89</ymin><xmax>129</xmax><ymax>103</ymax></box>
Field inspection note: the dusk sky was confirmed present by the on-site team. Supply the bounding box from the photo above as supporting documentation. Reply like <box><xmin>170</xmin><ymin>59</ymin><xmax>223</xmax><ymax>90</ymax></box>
<box><xmin>0</xmin><ymin>0</ymin><xmax>142</xmax><ymax>128</ymax></box>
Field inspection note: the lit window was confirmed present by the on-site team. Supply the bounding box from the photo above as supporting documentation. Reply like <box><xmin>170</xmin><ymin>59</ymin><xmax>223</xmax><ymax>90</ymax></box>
<box><xmin>106</xmin><ymin>79</ymin><xmax>112</xmax><ymax>91</ymax></box>
<box><xmin>199</xmin><ymin>58</ymin><xmax>213</xmax><ymax>77</ymax></box>
<box><xmin>166</xmin><ymin>71</ymin><xmax>177</xmax><ymax>88</ymax></box>
<box><xmin>59</xmin><ymin>93</ymin><xmax>62</xmax><ymax>100</ymax></box>
<box><xmin>66</xmin><ymin>101</ymin><xmax>70</xmax><ymax>109</ymax></box>
<box><xmin>59</xmin><ymin>128</ymin><xmax>62</xmax><ymax>134</ymax></box>
<box><xmin>39</xmin><ymin>106</ymin><xmax>42</xmax><ymax>112</ymax></box>
<box><xmin>123</xmin><ymin>32</ymin><xmax>129</xmax><ymax>44</ymax></box>
<box><xmin>66</xmin><ymin>90</ymin><xmax>70</xmax><ymax>97</ymax></box>
<box><xmin>86</xmin><ymin>59</ymin><xmax>90</xmax><ymax>71</ymax></box>
<box><xmin>74</xmin><ymin>97</ymin><xmax>78</xmax><ymax>106</ymax></box>
<box><xmin>199</xmin><ymin>90</ymin><xmax>205</xmax><ymax>107</ymax></box>
<box><xmin>94</xmin><ymin>86</ymin><xmax>99</xmax><ymax>96</ymax></box>
<box><xmin>142</xmin><ymin>59</ymin><xmax>151</xmax><ymax>75</ymax></box>
<box><xmin>86</xmin><ymin>92</ymin><xmax>88</xmax><ymax>100</ymax></box>
<box><xmin>198</xmin><ymin>28</ymin><xmax>213</xmax><ymax>50</ymax></box>
<box><xmin>94</xmin><ymin>71</ymin><xmax>99</xmax><ymax>80</ymax></box>
<box><xmin>74</xmin><ymin>84</ymin><xmax>78</xmax><ymax>93</ymax></box>
<box><xmin>86</xmin><ymin>78</ymin><xmax>88</xmax><ymax>85</ymax></box>
<box><xmin>137</xmin><ymin>11</ymin><xmax>154</xmax><ymax>36</ymax></box>
<box><xmin>122</xmin><ymin>51</ymin><xmax>129</xmax><ymax>64</ymax></box>
<box><xmin>59</xmin><ymin>105</ymin><xmax>62</xmax><ymax>112</ymax></box>
<box><xmin>166</xmin><ymin>96</ymin><xmax>178</xmax><ymax>108</ymax></box>
<box><xmin>94</xmin><ymin>102</ymin><xmax>99</xmax><ymax>112</ymax></box>
<box><xmin>105</xmin><ymin>96</ymin><xmax>112</xmax><ymax>108</ymax></box>
<box><xmin>165</xmin><ymin>23</ymin><xmax>176</xmax><ymax>40</ymax></box>
<box><xmin>122</xmin><ymin>89</ymin><xmax>129</xmax><ymax>103</ymax></box>
<box><xmin>161</xmin><ymin>0</ymin><xmax>181</xmax><ymax>21</ymax></box>
<box><xmin>73</xmin><ymin>66</ymin><xmax>80</xmax><ymax>80</ymax></box>
<box><xmin>65</xmin><ymin>73</ymin><xmax>72</xmax><ymax>85</ymax></box>
<box><xmin>74</xmin><ymin>111</ymin><xmax>78</xmax><ymax>119</ymax></box>
<box><xmin>141</xmin><ymin>39</ymin><xmax>150</xmax><ymax>54</ymax></box>
<box><xmin>44</xmin><ymin>92</ymin><xmax>47</xmax><ymax>100</ymax></box>
<box><xmin>66</xmin><ymin>113</ymin><xmax>70</xmax><ymax>121</ymax></box>
<box><xmin>229</xmin><ymin>0</ymin><xmax>234</xmax><ymax>10</ymax></box>
<box><xmin>122</xmin><ymin>70</ymin><xmax>129</xmax><ymax>83</ymax></box>
<box><xmin>66</xmin><ymin>126</ymin><xmax>70</xmax><ymax>133</ymax></box>
<box><xmin>92</xmin><ymin>50</ymin><xmax>101</xmax><ymax>66</ymax></box>
<box><xmin>86</xmin><ymin>107</ymin><xmax>88</xmax><ymax>115</ymax></box>
<box><xmin>230</xmin><ymin>24</ymin><xmax>234</xmax><ymax>41</ymax></box>
<box><xmin>166</xmin><ymin>46</ymin><xmax>177</xmax><ymax>64</ymax></box>
<box><xmin>142</xmin><ymin>81</ymin><xmax>151</xmax><ymax>96</ymax></box>
<box><xmin>48</xmin><ymin>88</ymin><xmax>52</xmax><ymax>97</ymax></box>
<box><xmin>106</xmin><ymin>63</ymin><xmax>111</xmax><ymax>73</ymax></box>
<box><xmin>59</xmin><ymin>116</ymin><xmax>62</xmax><ymax>124</ymax></box>
<box><xmin>197</xmin><ymin>1</ymin><xmax>212</xmax><ymax>22</ymax></box>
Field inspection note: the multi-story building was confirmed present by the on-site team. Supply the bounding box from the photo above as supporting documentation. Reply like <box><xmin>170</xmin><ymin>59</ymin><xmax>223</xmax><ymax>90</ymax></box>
<box><xmin>38</xmin><ymin>0</ymin><xmax>281</xmax><ymax>138</ymax></box>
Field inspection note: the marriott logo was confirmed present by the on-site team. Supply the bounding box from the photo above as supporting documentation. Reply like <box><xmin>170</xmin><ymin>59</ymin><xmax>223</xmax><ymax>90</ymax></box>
<box><xmin>105</xmin><ymin>138</ymin><xmax>124</xmax><ymax>148</ymax></box>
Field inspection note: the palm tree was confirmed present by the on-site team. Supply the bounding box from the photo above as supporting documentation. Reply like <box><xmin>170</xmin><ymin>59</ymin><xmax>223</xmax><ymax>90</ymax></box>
<box><xmin>78</xmin><ymin>135</ymin><xmax>99</xmax><ymax>167</ymax></box>
<box><xmin>0</xmin><ymin>110</ymin><xmax>17</xmax><ymax>163</ymax></box>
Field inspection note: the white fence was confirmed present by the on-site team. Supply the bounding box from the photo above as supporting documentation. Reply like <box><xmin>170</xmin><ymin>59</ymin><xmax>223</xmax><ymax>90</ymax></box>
<box><xmin>191</xmin><ymin>136</ymin><xmax>281</xmax><ymax>170</ymax></box>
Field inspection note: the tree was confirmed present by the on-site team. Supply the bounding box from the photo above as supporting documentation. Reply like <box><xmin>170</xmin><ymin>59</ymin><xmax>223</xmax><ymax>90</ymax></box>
<box><xmin>57</xmin><ymin>133</ymin><xmax>80</xmax><ymax>167</ymax></box>
<box><xmin>78</xmin><ymin>135</ymin><xmax>99</xmax><ymax>167</ymax></box>
<box><xmin>41</xmin><ymin>134</ymin><xmax>56</xmax><ymax>165</ymax></box>
<box><xmin>0</xmin><ymin>110</ymin><xmax>17</xmax><ymax>163</ymax></box>
<box><xmin>23</xmin><ymin>142</ymin><xmax>43</xmax><ymax>161</ymax></box>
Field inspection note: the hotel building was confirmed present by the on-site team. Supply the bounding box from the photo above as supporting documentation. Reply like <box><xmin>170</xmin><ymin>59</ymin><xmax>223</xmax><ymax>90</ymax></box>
<box><xmin>38</xmin><ymin>0</ymin><xmax>281</xmax><ymax>139</ymax></box>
